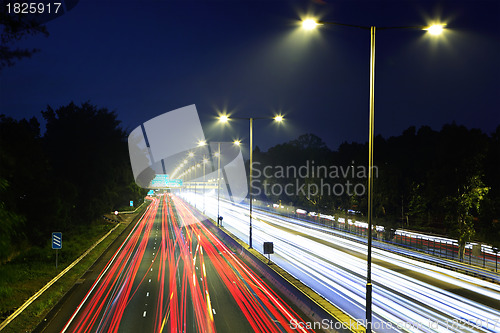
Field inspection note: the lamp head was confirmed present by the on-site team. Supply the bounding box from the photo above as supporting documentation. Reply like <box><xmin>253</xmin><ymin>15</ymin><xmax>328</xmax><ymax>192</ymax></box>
<box><xmin>425</xmin><ymin>24</ymin><xmax>445</xmax><ymax>35</ymax></box>
<box><xmin>302</xmin><ymin>19</ymin><xmax>319</xmax><ymax>30</ymax></box>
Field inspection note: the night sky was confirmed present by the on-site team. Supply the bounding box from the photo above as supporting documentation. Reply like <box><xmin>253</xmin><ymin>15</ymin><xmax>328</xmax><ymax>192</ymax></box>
<box><xmin>1</xmin><ymin>0</ymin><xmax>499</xmax><ymax>152</ymax></box>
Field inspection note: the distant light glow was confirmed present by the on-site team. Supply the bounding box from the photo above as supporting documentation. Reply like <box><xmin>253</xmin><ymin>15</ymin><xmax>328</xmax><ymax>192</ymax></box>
<box><xmin>302</xmin><ymin>19</ymin><xmax>319</xmax><ymax>30</ymax></box>
<box><xmin>426</xmin><ymin>24</ymin><xmax>445</xmax><ymax>35</ymax></box>
<box><xmin>219</xmin><ymin>115</ymin><xmax>229</xmax><ymax>123</ymax></box>
<box><xmin>274</xmin><ymin>115</ymin><xmax>284</xmax><ymax>122</ymax></box>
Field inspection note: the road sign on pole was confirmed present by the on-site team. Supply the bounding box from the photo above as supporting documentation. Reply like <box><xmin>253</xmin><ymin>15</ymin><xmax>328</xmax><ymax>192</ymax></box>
<box><xmin>52</xmin><ymin>232</ymin><xmax>62</xmax><ymax>249</ymax></box>
<box><xmin>52</xmin><ymin>232</ymin><xmax>62</xmax><ymax>269</ymax></box>
<box><xmin>263</xmin><ymin>242</ymin><xmax>273</xmax><ymax>264</ymax></box>
<box><xmin>130</xmin><ymin>201</ymin><xmax>134</xmax><ymax>207</ymax></box>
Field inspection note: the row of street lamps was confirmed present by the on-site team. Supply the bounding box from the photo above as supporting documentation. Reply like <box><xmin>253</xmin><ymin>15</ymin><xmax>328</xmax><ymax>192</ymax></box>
<box><xmin>173</xmin><ymin>113</ymin><xmax>283</xmax><ymax>243</ymax></box>
<box><xmin>301</xmin><ymin>18</ymin><xmax>445</xmax><ymax>332</ymax></box>
<box><xmin>217</xmin><ymin>114</ymin><xmax>284</xmax><ymax>248</ymax></box>
<box><xmin>173</xmin><ymin>16</ymin><xmax>445</xmax><ymax>333</ymax></box>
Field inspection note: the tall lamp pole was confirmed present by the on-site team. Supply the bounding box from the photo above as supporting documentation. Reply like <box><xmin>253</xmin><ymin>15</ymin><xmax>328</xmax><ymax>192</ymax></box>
<box><xmin>218</xmin><ymin>114</ymin><xmax>283</xmax><ymax>249</ymax></box>
<box><xmin>202</xmin><ymin>139</ymin><xmax>241</xmax><ymax>227</ymax></box>
<box><xmin>217</xmin><ymin>142</ymin><xmax>221</xmax><ymax>227</ymax></box>
<box><xmin>301</xmin><ymin>19</ymin><xmax>445</xmax><ymax>332</ymax></box>
<box><xmin>366</xmin><ymin>25</ymin><xmax>375</xmax><ymax>331</ymax></box>
<box><xmin>203</xmin><ymin>156</ymin><xmax>207</xmax><ymax>214</ymax></box>
<box><xmin>249</xmin><ymin>118</ymin><xmax>254</xmax><ymax>248</ymax></box>
<box><xmin>196</xmin><ymin>140</ymin><xmax>209</xmax><ymax>214</ymax></box>
<box><xmin>194</xmin><ymin>162</ymin><xmax>198</xmax><ymax>208</ymax></box>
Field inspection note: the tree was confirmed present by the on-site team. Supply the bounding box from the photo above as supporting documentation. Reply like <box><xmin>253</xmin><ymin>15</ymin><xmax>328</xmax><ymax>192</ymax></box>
<box><xmin>0</xmin><ymin>12</ymin><xmax>49</xmax><ymax>70</ymax></box>
<box><xmin>42</xmin><ymin>102</ymin><xmax>145</xmax><ymax>224</ymax></box>
<box><xmin>0</xmin><ymin>178</ymin><xmax>25</xmax><ymax>262</ymax></box>
<box><xmin>447</xmin><ymin>175</ymin><xmax>489</xmax><ymax>260</ymax></box>
<box><xmin>0</xmin><ymin>115</ymin><xmax>58</xmax><ymax>246</ymax></box>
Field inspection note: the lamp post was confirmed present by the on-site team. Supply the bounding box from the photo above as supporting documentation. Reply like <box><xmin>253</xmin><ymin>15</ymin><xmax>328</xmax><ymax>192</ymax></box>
<box><xmin>207</xmin><ymin>139</ymin><xmax>241</xmax><ymax>227</ymax></box>
<box><xmin>301</xmin><ymin>19</ymin><xmax>445</xmax><ymax>333</ymax></box>
<box><xmin>172</xmin><ymin>140</ymin><xmax>210</xmax><ymax>209</ymax></box>
<box><xmin>202</xmin><ymin>157</ymin><xmax>208</xmax><ymax>213</ymax></box>
<box><xmin>196</xmin><ymin>140</ymin><xmax>209</xmax><ymax>214</ymax></box>
<box><xmin>217</xmin><ymin>142</ymin><xmax>221</xmax><ymax>226</ymax></box>
<box><xmin>187</xmin><ymin>151</ymin><xmax>198</xmax><ymax>208</ymax></box>
<box><xmin>218</xmin><ymin>114</ymin><xmax>283</xmax><ymax>249</ymax></box>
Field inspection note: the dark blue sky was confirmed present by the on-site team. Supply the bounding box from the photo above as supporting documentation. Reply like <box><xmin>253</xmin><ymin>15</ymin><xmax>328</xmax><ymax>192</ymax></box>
<box><xmin>1</xmin><ymin>0</ymin><xmax>499</xmax><ymax>151</ymax></box>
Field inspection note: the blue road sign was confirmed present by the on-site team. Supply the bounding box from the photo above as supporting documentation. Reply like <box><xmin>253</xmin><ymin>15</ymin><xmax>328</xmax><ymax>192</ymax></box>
<box><xmin>52</xmin><ymin>232</ymin><xmax>62</xmax><ymax>249</ymax></box>
<box><xmin>130</xmin><ymin>201</ymin><xmax>134</xmax><ymax>207</ymax></box>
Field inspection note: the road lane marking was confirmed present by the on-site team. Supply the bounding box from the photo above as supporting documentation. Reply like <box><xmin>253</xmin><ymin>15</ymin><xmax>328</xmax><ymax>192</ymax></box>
<box><xmin>143</xmin><ymin>311</ymin><xmax>147</xmax><ymax>317</ymax></box>
<box><xmin>58</xmin><ymin>206</ymin><xmax>150</xmax><ymax>333</ymax></box>
<box><xmin>146</xmin><ymin>292</ymin><xmax>149</xmax><ymax>297</ymax></box>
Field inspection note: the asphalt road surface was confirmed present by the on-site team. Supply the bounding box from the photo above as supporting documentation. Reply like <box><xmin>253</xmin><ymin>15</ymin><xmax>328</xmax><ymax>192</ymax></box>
<box><xmin>37</xmin><ymin>194</ymin><xmax>314</xmax><ymax>333</ymax></box>
<box><xmin>181</xmin><ymin>193</ymin><xmax>500</xmax><ymax>333</ymax></box>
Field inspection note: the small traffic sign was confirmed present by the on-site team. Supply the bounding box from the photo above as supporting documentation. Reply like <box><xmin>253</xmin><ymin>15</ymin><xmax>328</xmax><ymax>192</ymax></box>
<box><xmin>52</xmin><ymin>232</ymin><xmax>62</xmax><ymax>249</ymax></box>
<box><xmin>130</xmin><ymin>201</ymin><xmax>134</xmax><ymax>207</ymax></box>
<box><xmin>263</xmin><ymin>242</ymin><xmax>273</xmax><ymax>254</ymax></box>
<box><xmin>263</xmin><ymin>242</ymin><xmax>273</xmax><ymax>264</ymax></box>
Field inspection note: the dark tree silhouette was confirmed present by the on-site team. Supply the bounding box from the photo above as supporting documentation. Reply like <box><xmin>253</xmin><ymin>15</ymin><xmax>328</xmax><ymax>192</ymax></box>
<box><xmin>0</xmin><ymin>12</ymin><xmax>49</xmax><ymax>70</ymax></box>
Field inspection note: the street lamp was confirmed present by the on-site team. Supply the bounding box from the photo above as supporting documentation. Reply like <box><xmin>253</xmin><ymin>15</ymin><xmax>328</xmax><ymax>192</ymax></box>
<box><xmin>202</xmin><ymin>157</ymin><xmax>208</xmax><ymax>213</ymax></box>
<box><xmin>197</xmin><ymin>139</ymin><xmax>209</xmax><ymax>213</ymax></box>
<box><xmin>215</xmin><ymin>145</ymin><xmax>221</xmax><ymax>226</ymax></box>
<box><xmin>301</xmin><ymin>18</ymin><xmax>444</xmax><ymax>333</ymax></box>
<box><xmin>171</xmin><ymin>140</ymin><xmax>210</xmax><ymax>206</ymax></box>
<box><xmin>218</xmin><ymin>114</ymin><xmax>284</xmax><ymax>248</ymax></box>
<box><xmin>302</xmin><ymin>19</ymin><xmax>319</xmax><ymax>30</ymax></box>
<box><xmin>185</xmin><ymin>151</ymin><xmax>199</xmax><ymax>207</ymax></box>
<box><xmin>425</xmin><ymin>24</ymin><xmax>446</xmax><ymax>35</ymax></box>
<box><xmin>208</xmin><ymin>139</ymin><xmax>242</xmax><ymax>227</ymax></box>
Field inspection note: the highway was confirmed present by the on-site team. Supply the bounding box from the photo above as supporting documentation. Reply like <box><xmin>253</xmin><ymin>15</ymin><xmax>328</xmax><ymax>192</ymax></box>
<box><xmin>41</xmin><ymin>195</ymin><xmax>313</xmax><ymax>333</ymax></box>
<box><xmin>181</xmin><ymin>192</ymin><xmax>500</xmax><ymax>333</ymax></box>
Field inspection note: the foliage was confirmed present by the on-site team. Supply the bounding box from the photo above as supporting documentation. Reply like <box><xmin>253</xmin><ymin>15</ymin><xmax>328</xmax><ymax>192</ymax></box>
<box><xmin>0</xmin><ymin>179</ymin><xmax>25</xmax><ymax>262</ymax></box>
<box><xmin>445</xmin><ymin>176</ymin><xmax>489</xmax><ymax>259</ymax></box>
<box><xmin>252</xmin><ymin>124</ymin><xmax>500</xmax><ymax>243</ymax></box>
<box><xmin>0</xmin><ymin>102</ymin><xmax>147</xmax><ymax>260</ymax></box>
<box><xmin>0</xmin><ymin>12</ymin><xmax>49</xmax><ymax>70</ymax></box>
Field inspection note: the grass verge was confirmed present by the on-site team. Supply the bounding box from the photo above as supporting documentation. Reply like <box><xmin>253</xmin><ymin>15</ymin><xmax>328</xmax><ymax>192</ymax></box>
<box><xmin>0</xmin><ymin>217</ymin><xmax>134</xmax><ymax>333</ymax></box>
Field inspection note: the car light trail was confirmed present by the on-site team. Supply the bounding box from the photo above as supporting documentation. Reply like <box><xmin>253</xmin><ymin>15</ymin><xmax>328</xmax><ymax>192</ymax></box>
<box><xmin>61</xmin><ymin>194</ymin><xmax>313</xmax><ymax>333</ymax></box>
<box><xmin>181</xmin><ymin>193</ymin><xmax>500</xmax><ymax>333</ymax></box>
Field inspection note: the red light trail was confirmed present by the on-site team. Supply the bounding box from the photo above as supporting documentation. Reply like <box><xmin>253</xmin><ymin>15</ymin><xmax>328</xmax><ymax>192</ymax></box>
<box><xmin>61</xmin><ymin>194</ymin><xmax>314</xmax><ymax>333</ymax></box>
